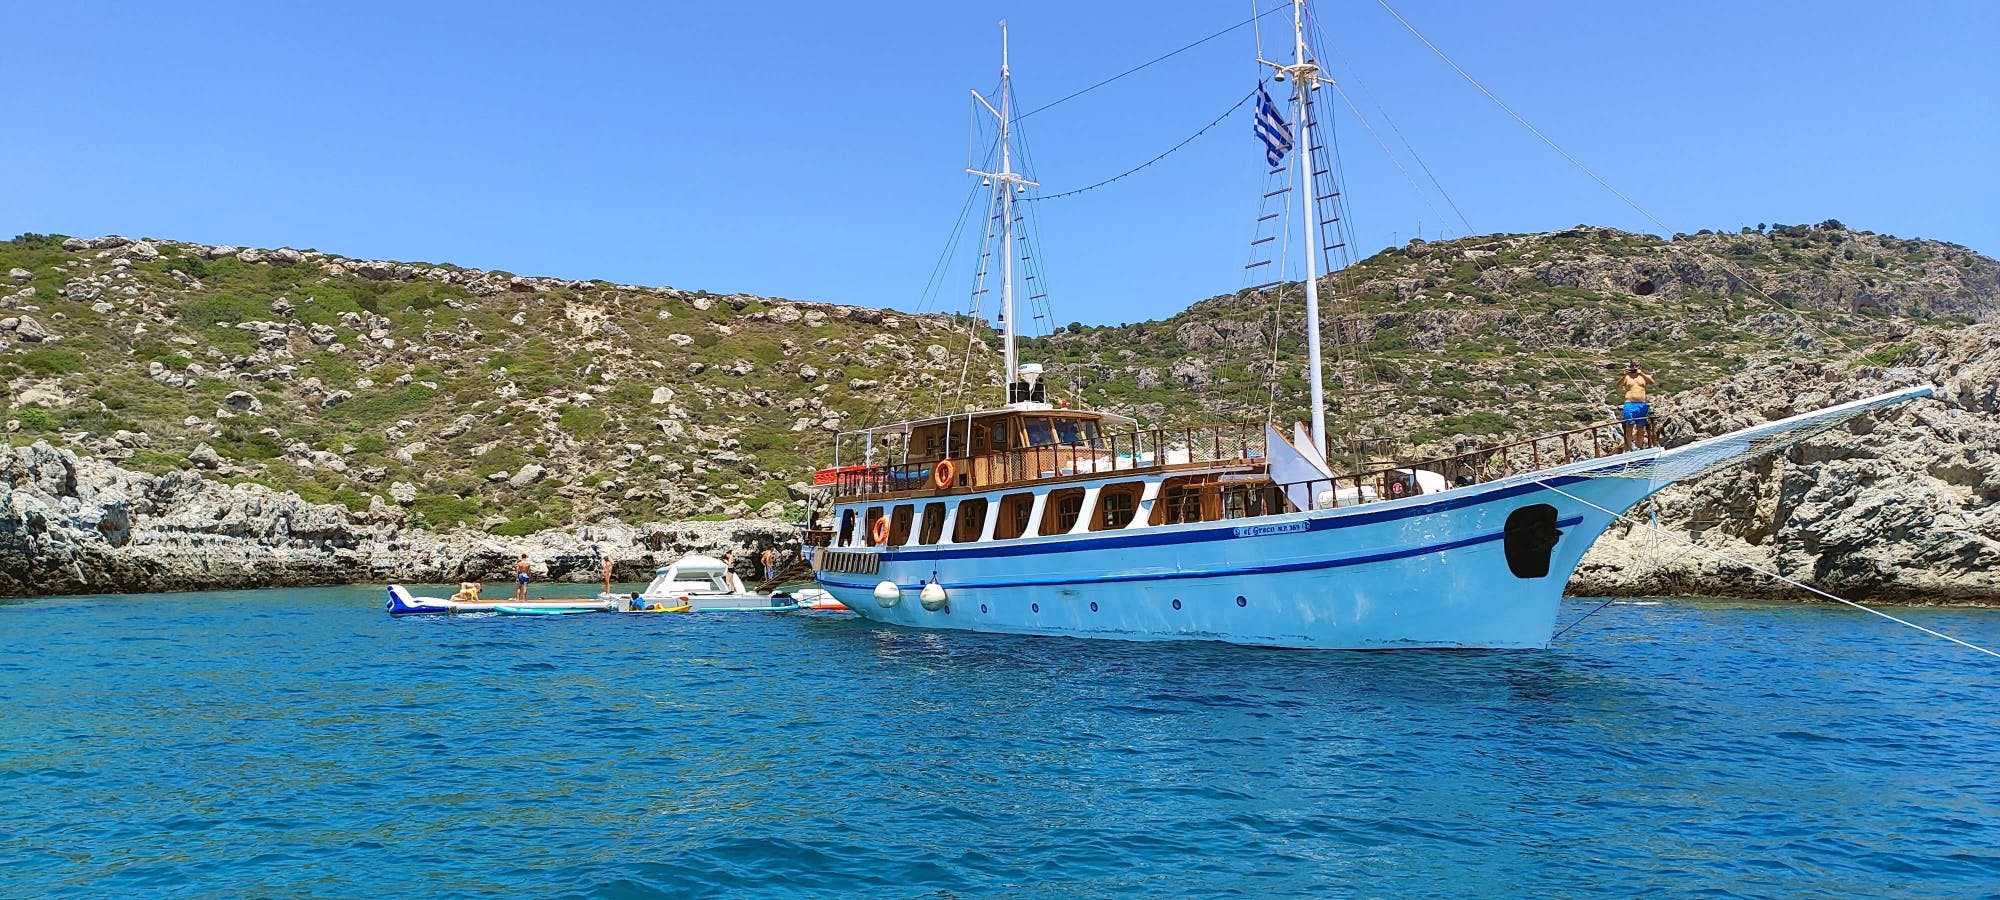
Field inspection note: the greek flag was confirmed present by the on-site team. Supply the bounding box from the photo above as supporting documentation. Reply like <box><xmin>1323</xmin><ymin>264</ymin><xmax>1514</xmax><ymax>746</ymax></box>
<box><xmin>1253</xmin><ymin>84</ymin><xmax>1292</xmax><ymax>167</ymax></box>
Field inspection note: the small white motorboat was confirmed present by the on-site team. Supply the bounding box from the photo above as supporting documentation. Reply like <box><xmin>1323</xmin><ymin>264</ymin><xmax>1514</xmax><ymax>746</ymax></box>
<box><xmin>636</xmin><ymin>555</ymin><xmax>841</xmax><ymax>613</ymax></box>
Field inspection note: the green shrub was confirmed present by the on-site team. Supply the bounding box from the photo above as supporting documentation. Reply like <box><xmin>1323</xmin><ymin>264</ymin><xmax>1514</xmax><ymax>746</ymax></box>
<box><xmin>217</xmin><ymin>427</ymin><xmax>283</xmax><ymax>460</ymax></box>
<box><xmin>410</xmin><ymin>495</ymin><xmax>483</xmax><ymax>528</ymax></box>
<box><xmin>489</xmin><ymin>516</ymin><xmax>551</xmax><ymax>537</ymax></box>
<box><xmin>18</xmin><ymin>348</ymin><xmax>85</xmax><ymax>375</ymax></box>
<box><xmin>1859</xmin><ymin>342</ymin><xmax>1916</xmax><ymax>367</ymax></box>
<box><xmin>324</xmin><ymin>385</ymin><xmax>436</xmax><ymax>424</ymax></box>
<box><xmin>125</xmin><ymin>449</ymin><xmax>188</xmax><ymax>471</ymax></box>
<box><xmin>13</xmin><ymin>408</ymin><xmax>58</xmax><ymax>432</ymax></box>
<box><xmin>7</xmin><ymin>233</ymin><xmax>67</xmax><ymax>250</ymax></box>
<box><xmin>178</xmin><ymin>293</ymin><xmax>270</xmax><ymax>327</ymax></box>
<box><xmin>558</xmin><ymin>405</ymin><xmax>606</xmax><ymax>437</ymax></box>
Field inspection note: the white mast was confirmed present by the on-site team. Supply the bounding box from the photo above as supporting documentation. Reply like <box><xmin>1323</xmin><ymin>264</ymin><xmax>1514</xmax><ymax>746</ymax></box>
<box><xmin>1261</xmin><ymin>0</ymin><xmax>1329</xmax><ymax>456</ymax></box>
<box><xmin>1000</xmin><ymin>24</ymin><xmax>1017</xmax><ymax>396</ymax></box>
<box><xmin>970</xmin><ymin>20</ymin><xmax>1037</xmax><ymax>405</ymax></box>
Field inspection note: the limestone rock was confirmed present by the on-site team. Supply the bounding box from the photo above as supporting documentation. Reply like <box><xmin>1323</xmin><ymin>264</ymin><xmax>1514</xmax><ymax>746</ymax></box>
<box><xmin>1572</xmin><ymin>324</ymin><xmax>2000</xmax><ymax>602</ymax></box>
<box><xmin>187</xmin><ymin>443</ymin><xmax>223</xmax><ymax>469</ymax></box>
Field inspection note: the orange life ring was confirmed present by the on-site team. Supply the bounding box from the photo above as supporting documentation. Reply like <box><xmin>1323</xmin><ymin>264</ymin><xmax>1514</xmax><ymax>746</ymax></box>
<box><xmin>932</xmin><ymin>459</ymin><xmax>958</xmax><ymax>489</ymax></box>
<box><xmin>870</xmin><ymin>516</ymin><xmax>890</xmax><ymax>544</ymax></box>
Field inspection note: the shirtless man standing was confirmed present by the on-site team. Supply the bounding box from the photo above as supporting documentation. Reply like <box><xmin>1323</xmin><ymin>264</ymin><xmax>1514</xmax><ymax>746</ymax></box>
<box><xmin>513</xmin><ymin>554</ymin><xmax>533</xmax><ymax>601</ymax></box>
<box><xmin>1618</xmin><ymin>361</ymin><xmax>1657</xmax><ymax>451</ymax></box>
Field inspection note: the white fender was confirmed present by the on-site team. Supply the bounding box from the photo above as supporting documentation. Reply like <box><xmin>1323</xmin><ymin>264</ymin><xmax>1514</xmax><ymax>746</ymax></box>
<box><xmin>874</xmin><ymin>580</ymin><xmax>902</xmax><ymax>607</ymax></box>
<box><xmin>919</xmin><ymin>581</ymin><xmax>948</xmax><ymax>612</ymax></box>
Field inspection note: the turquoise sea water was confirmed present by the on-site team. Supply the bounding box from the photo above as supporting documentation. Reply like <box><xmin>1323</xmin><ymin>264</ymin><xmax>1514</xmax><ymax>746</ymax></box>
<box><xmin>2</xmin><ymin>586</ymin><xmax>1997</xmax><ymax>898</ymax></box>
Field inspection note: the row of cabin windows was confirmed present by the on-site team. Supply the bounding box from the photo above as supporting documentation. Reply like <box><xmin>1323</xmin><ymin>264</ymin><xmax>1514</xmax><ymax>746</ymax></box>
<box><xmin>834</xmin><ymin>481</ymin><xmax>1284</xmax><ymax>547</ymax></box>
<box><xmin>911</xmin><ymin>416</ymin><xmax>1107</xmax><ymax>462</ymax></box>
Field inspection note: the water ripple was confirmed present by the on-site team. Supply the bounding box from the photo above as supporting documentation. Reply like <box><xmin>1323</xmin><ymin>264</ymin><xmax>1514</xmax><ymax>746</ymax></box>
<box><xmin>0</xmin><ymin>586</ymin><xmax>1996</xmax><ymax>897</ymax></box>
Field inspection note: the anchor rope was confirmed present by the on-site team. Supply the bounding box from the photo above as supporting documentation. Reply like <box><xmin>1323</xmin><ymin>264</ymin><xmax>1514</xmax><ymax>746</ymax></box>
<box><xmin>1551</xmin><ymin>597</ymin><xmax>1618</xmax><ymax>642</ymax></box>
<box><xmin>1533</xmin><ymin>479</ymin><xmax>2000</xmax><ymax>660</ymax></box>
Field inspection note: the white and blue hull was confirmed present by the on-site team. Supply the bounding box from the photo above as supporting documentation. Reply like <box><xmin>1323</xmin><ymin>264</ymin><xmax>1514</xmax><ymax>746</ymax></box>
<box><xmin>814</xmin><ymin>387</ymin><xmax>1932</xmax><ymax>650</ymax></box>
<box><xmin>819</xmin><ymin>469</ymin><xmax>1652</xmax><ymax>649</ymax></box>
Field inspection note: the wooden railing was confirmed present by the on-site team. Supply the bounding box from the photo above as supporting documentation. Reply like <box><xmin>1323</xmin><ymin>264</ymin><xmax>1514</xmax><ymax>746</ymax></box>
<box><xmin>1272</xmin><ymin>417</ymin><xmax>1661</xmax><ymax>509</ymax></box>
<box><xmin>832</xmin><ymin>423</ymin><xmax>1268</xmax><ymax>500</ymax></box>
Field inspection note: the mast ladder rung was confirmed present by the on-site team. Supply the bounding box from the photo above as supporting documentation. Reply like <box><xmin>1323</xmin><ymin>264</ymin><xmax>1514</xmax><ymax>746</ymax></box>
<box><xmin>1257</xmin><ymin>213</ymin><xmax>1281</xmax><ymax>222</ymax></box>
<box><xmin>1244</xmin><ymin>260</ymin><xmax>1272</xmax><ymax>269</ymax></box>
<box><xmin>1249</xmin><ymin>237</ymin><xmax>1276</xmax><ymax>246</ymax></box>
<box><xmin>1324</xmin><ymin>243</ymin><xmax>1347</xmax><ymax>253</ymax></box>
<box><xmin>1263</xmin><ymin>188</ymin><xmax>1291</xmax><ymax>198</ymax></box>
<box><xmin>1313</xmin><ymin>169</ymin><xmax>1330</xmax><ymax>177</ymax></box>
<box><xmin>972</xmin><ymin>288</ymin><xmax>989</xmax><ymax>295</ymax></box>
<box><xmin>1028</xmin><ymin>293</ymin><xmax>1048</xmax><ymax>300</ymax></box>
<box><xmin>1246</xmin><ymin>280</ymin><xmax>1283</xmax><ymax>292</ymax></box>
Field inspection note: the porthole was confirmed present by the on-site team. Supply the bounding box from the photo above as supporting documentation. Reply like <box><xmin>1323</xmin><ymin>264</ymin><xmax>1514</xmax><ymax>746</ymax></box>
<box><xmin>1031</xmin><ymin>602</ymin><xmax>1040</xmax><ymax>613</ymax></box>
<box><xmin>980</xmin><ymin>603</ymin><xmax>988</xmax><ymax>614</ymax></box>
<box><xmin>1089</xmin><ymin>601</ymin><xmax>1098</xmax><ymax>612</ymax></box>
<box><xmin>1235</xmin><ymin>596</ymin><xmax>1247</xmax><ymax>607</ymax></box>
<box><xmin>1172</xmin><ymin>598</ymin><xmax>1182</xmax><ymax>610</ymax></box>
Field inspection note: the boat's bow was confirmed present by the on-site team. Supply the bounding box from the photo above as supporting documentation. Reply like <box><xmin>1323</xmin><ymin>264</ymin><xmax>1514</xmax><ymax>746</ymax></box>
<box><xmin>1582</xmin><ymin>384</ymin><xmax>1933</xmax><ymax>491</ymax></box>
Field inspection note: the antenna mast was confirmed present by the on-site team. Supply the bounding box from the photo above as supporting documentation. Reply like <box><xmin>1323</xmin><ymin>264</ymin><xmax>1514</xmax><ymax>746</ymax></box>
<box><xmin>1259</xmin><ymin>0</ymin><xmax>1330</xmax><ymax>456</ymax></box>
<box><xmin>970</xmin><ymin>20</ymin><xmax>1038</xmax><ymax>405</ymax></box>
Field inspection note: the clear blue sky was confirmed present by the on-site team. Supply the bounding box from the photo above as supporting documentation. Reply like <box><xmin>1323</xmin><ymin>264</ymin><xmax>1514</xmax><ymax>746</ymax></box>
<box><xmin>5</xmin><ymin>1</ymin><xmax>1995</xmax><ymax>328</ymax></box>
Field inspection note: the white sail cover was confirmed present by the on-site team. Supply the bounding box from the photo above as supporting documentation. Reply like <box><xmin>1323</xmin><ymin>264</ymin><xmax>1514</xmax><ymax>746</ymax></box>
<box><xmin>1268</xmin><ymin>423</ymin><xmax>1335</xmax><ymax>512</ymax></box>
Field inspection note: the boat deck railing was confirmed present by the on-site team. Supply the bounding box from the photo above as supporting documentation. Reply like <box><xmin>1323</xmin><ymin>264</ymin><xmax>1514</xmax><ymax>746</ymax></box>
<box><xmin>831</xmin><ymin>423</ymin><xmax>1267</xmax><ymax>500</ymax></box>
<box><xmin>1273</xmin><ymin>416</ymin><xmax>1664</xmax><ymax>509</ymax></box>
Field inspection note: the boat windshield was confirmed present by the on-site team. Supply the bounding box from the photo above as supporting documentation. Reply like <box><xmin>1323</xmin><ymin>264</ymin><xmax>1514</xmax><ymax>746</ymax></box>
<box><xmin>1025</xmin><ymin>417</ymin><xmax>1055</xmax><ymax>447</ymax></box>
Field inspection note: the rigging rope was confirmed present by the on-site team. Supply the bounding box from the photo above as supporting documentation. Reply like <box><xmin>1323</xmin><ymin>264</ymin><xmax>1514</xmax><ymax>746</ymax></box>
<box><xmin>1017</xmin><ymin>2</ymin><xmax>1292</xmax><ymax>121</ymax></box>
<box><xmin>1324</xmin><ymin>75</ymin><xmax>1463</xmax><ymax>239</ymax></box>
<box><xmin>1373</xmin><ymin>0</ymin><xmax>1858</xmax><ymax>354</ymax></box>
<box><xmin>1022</xmin><ymin>87</ymin><xmax>1261</xmax><ymax>203</ymax></box>
<box><xmin>1532</xmin><ymin>479</ymin><xmax>2000</xmax><ymax>661</ymax></box>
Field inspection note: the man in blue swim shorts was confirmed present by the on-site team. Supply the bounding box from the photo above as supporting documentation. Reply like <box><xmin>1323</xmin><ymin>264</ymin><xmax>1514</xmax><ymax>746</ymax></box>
<box><xmin>513</xmin><ymin>553</ymin><xmax>532</xmax><ymax>601</ymax></box>
<box><xmin>1618</xmin><ymin>361</ymin><xmax>1657</xmax><ymax>451</ymax></box>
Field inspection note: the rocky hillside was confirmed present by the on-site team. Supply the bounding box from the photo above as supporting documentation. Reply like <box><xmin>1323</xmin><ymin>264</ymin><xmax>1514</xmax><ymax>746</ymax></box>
<box><xmin>1575</xmin><ymin>323</ymin><xmax>2000</xmax><ymax>602</ymax></box>
<box><xmin>1</xmin><ymin>233</ymin><xmax>1004</xmax><ymax>534</ymax></box>
<box><xmin>3</xmin><ymin>222</ymin><xmax>1997</xmax><ymax>601</ymax></box>
<box><xmin>1027</xmin><ymin>222</ymin><xmax>1996</xmax><ymax>456</ymax></box>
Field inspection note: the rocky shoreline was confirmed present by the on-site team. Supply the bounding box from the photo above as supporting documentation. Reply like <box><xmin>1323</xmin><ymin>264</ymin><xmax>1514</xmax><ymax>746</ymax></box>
<box><xmin>0</xmin><ymin>440</ymin><xmax>801</xmax><ymax>598</ymax></box>
<box><xmin>5</xmin><ymin>322</ymin><xmax>1996</xmax><ymax>604</ymax></box>
<box><xmin>1570</xmin><ymin>323</ymin><xmax>2000</xmax><ymax>604</ymax></box>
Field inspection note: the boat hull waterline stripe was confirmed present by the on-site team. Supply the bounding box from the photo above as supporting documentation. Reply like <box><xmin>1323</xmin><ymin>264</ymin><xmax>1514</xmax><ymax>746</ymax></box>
<box><xmin>859</xmin><ymin>473</ymin><xmax>1601</xmax><ymax>563</ymax></box>
<box><xmin>823</xmin><ymin>515</ymin><xmax>1585</xmax><ymax>591</ymax></box>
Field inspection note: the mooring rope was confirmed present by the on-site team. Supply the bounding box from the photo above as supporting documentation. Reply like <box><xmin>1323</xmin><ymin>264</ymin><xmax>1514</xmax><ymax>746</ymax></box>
<box><xmin>1533</xmin><ymin>479</ymin><xmax>2000</xmax><ymax>660</ymax></box>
